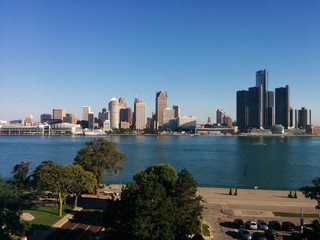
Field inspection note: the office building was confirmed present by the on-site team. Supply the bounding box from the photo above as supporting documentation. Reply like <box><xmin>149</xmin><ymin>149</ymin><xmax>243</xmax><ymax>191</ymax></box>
<box><xmin>120</xmin><ymin>107</ymin><xmax>132</xmax><ymax>125</ymax></box>
<box><xmin>275</xmin><ymin>85</ymin><xmax>290</xmax><ymax>128</ymax></box>
<box><xmin>173</xmin><ymin>105</ymin><xmax>181</xmax><ymax>118</ymax></box>
<box><xmin>298</xmin><ymin>107</ymin><xmax>309</xmax><ymax>129</ymax></box>
<box><xmin>109</xmin><ymin>97</ymin><xmax>119</xmax><ymax>129</ymax></box>
<box><xmin>267</xmin><ymin>91</ymin><xmax>275</xmax><ymax>127</ymax></box>
<box><xmin>25</xmin><ymin>115</ymin><xmax>33</xmax><ymax>126</ymax></box>
<box><xmin>177</xmin><ymin>116</ymin><xmax>197</xmax><ymax>131</ymax></box>
<box><xmin>236</xmin><ymin>90</ymin><xmax>249</xmax><ymax>132</ymax></box>
<box><xmin>82</xmin><ymin>106</ymin><xmax>90</xmax><ymax>121</ymax></box>
<box><xmin>40</xmin><ymin>114</ymin><xmax>52</xmax><ymax>123</ymax></box>
<box><xmin>119</xmin><ymin>96</ymin><xmax>127</xmax><ymax>109</ymax></box>
<box><xmin>63</xmin><ymin>113</ymin><xmax>78</xmax><ymax>124</ymax></box>
<box><xmin>155</xmin><ymin>90</ymin><xmax>168</xmax><ymax>129</ymax></box>
<box><xmin>88</xmin><ymin>112</ymin><xmax>95</xmax><ymax>129</ymax></box>
<box><xmin>162</xmin><ymin>108</ymin><xmax>175</xmax><ymax>130</ymax></box>
<box><xmin>216</xmin><ymin>109</ymin><xmax>225</xmax><ymax>124</ymax></box>
<box><xmin>98</xmin><ymin>108</ymin><xmax>109</xmax><ymax>127</ymax></box>
<box><xmin>134</xmin><ymin>98</ymin><xmax>146</xmax><ymax>130</ymax></box>
<box><xmin>53</xmin><ymin>109</ymin><xmax>66</xmax><ymax>120</ymax></box>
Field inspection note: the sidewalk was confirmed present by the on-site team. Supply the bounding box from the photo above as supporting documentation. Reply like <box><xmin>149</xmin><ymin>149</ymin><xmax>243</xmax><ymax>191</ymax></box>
<box><xmin>28</xmin><ymin>207</ymin><xmax>82</xmax><ymax>240</ymax></box>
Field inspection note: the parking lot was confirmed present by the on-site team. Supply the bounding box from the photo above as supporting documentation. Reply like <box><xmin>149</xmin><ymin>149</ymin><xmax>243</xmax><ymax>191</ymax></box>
<box><xmin>197</xmin><ymin>187</ymin><xmax>318</xmax><ymax>239</ymax></box>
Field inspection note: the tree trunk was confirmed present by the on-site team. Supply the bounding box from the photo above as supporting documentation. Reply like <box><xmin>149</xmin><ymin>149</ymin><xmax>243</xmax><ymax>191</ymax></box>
<box><xmin>74</xmin><ymin>194</ymin><xmax>79</xmax><ymax>209</ymax></box>
<box><xmin>58</xmin><ymin>192</ymin><xmax>63</xmax><ymax>217</ymax></box>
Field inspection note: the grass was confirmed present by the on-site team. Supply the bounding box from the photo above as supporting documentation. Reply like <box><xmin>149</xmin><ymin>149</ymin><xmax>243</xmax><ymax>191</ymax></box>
<box><xmin>23</xmin><ymin>203</ymin><xmax>73</xmax><ymax>228</ymax></box>
<box><xmin>201</xmin><ymin>222</ymin><xmax>210</xmax><ymax>237</ymax></box>
<box><xmin>273</xmin><ymin>212</ymin><xmax>319</xmax><ymax>218</ymax></box>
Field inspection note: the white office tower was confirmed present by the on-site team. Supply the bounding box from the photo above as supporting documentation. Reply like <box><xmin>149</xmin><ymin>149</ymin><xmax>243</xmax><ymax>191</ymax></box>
<box><xmin>134</xmin><ymin>98</ymin><xmax>146</xmax><ymax>130</ymax></box>
<box><xmin>109</xmin><ymin>97</ymin><xmax>119</xmax><ymax>129</ymax></box>
<box><xmin>82</xmin><ymin>106</ymin><xmax>91</xmax><ymax>121</ymax></box>
<box><xmin>103</xmin><ymin>120</ymin><xmax>111</xmax><ymax>131</ymax></box>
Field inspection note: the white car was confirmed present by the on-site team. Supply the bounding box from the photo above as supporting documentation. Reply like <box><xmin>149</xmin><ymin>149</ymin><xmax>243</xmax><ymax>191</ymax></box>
<box><xmin>245</xmin><ymin>220</ymin><xmax>258</xmax><ymax>230</ymax></box>
<box><xmin>257</xmin><ymin>219</ymin><xmax>268</xmax><ymax>230</ymax></box>
<box><xmin>239</xmin><ymin>228</ymin><xmax>252</xmax><ymax>240</ymax></box>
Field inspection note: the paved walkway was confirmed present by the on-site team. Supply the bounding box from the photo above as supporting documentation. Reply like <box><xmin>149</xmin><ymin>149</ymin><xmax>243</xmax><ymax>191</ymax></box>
<box><xmin>198</xmin><ymin>187</ymin><xmax>318</xmax><ymax>240</ymax></box>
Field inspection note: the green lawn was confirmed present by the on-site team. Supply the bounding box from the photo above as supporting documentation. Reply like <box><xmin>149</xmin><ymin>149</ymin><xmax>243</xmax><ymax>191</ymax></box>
<box><xmin>273</xmin><ymin>211</ymin><xmax>319</xmax><ymax>218</ymax></box>
<box><xmin>23</xmin><ymin>204</ymin><xmax>73</xmax><ymax>228</ymax></box>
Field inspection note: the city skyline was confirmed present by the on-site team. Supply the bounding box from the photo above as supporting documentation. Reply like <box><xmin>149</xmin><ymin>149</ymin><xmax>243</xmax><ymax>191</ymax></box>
<box><xmin>1</xmin><ymin>1</ymin><xmax>320</xmax><ymax>124</ymax></box>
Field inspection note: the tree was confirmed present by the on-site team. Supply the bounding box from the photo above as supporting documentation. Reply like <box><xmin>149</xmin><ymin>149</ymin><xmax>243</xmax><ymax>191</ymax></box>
<box><xmin>32</xmin><ymin>161</ymin><xmax>70</xmax><ymax>217</ymax></box>
<box><xmin>174</xmin><ymin>169</ymin><xmax>203</xmax><ymax>239</ymax></box>
<box><xmin>74</xmin><ymin>138</ymin><xmax>127</xmax><ymax>185</ymax></box>
<box><xmin>300</xmin><ymin>177</ymin><xmax>320</xmax><ymax>209</ymax></box>
<box><xmin>12</xmin><ymin>161</ymin><xmax>30</xmax><ymax>189</ymax></box>
<box><xmin>106</xmin><ymin>164</ymin><xmax>203</xmax><ymax>240</ymax></box>
<box><xmin>67</xmin><ymin>164</ymin><xmax>97</xmax><ymax>208</ymax></box>
<box><xmin>0</xmin><ymin>178</ymin><xmax>25</xmax><ymax>239</ymax></box>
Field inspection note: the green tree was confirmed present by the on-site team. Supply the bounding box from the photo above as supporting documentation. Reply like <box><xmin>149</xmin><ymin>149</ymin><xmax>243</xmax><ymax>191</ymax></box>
<box><xmin>32</xmin><ymin>161</ymin><xmax>71</xmax><ymax>217</ymax></box>
<box><xmin>174</xmin><ymin>169</ymin><xmax>203</xmax><ymax>239</ymax></box>
<box><xmin>67</xmin><ymin>164</ymin><xmax>97</xmax><ymax>208</ymax></box>
<box><xmin>0</xmin><ymin>178</ymin><xmax>25</xmax><ymax>239</ymax></box>
<box><xmin>12</xmin><ymin>161</ymin><xmax>30</xmax><ymax>189</ymax></box>
<box><xmin>107</xmin><ymin>164</ymin><xmax>203</xmax><ymax>240</ymax></box>
<box><xmin>300</xmin><ymin>177</ymin><xmax>320</xmax><ymax>209</ymax></box>
<box><xmin>74</xmin><ymin>138</ymin><xmax>127</xmax><ymax>185</ymax></box>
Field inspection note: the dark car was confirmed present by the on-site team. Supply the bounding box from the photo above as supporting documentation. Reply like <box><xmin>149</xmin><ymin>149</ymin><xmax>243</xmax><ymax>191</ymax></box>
<box><xmin>268</xmin><ymin>221</ymin><xmax>281</xmax><ymax>230</ymax></box>
<box><xmin>234</xmin><ymin>218</ymin><xmax>245</xmax><ymax>228</ymax></box>
<box><xmin>265</xmin><ymin>229</ymin><xmax>281</xmax><ymax>240</ymax></box>
<box><xmin>252</xmin><ymin>231</ymin><xmax>266</xmax><ymax>240</ymax></box>
<box><xmin>281</xmin><ymin>221</ymin><xmax>296</xmax><ymax>231</ymax></box>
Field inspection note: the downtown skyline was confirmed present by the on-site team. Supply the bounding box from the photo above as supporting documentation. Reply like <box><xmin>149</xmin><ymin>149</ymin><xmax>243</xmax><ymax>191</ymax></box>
<box><xmin>1</xmin><ymin>1</ymin><xmax>320</xmax><ymax>124</ymax></box>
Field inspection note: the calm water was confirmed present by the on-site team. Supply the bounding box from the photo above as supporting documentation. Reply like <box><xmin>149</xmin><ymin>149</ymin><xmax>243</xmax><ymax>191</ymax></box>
<box><xmin>0</xmin><ymin>135</ymin><xmax>319</xmax><ymax>190</ymax></box>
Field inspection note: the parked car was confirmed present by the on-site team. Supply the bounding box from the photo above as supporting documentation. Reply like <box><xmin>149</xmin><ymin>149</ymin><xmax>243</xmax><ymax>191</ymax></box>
<box><xmin>268</xmin><ymin>220</ymin><xmax>281</xmax><ymax>230</ymax></box>
<box><xmin>264</xmin><ymin>229</ymin><xmax>281</xmax><ymax>240</ymax></box>
<box><xmin>257</xmin><ymin>219</ymin><xmax>269</xmax><ymax>230</ymax></box>
<box><xmin>282</xmin><ymin>221</ymin><xmax>296</xmax><ymax>231</ymax></box>
<box><xmin>252</xmin><ymin>231</ymin><xmax>266</xmax><ymax>240</ymax></box>
<box><xmin>291</xmin><ymin>231</ymin><xmax>302</xmax><ymax>240</ymax></box>
<box><xmin>234</xmin><ymin>218</ymin><xmax>245</xmax><ymax>228</ymax></box>
<box><xmin>246</xmin><ymin>220</ymin><xmax>258</xmax><ymax>230</ymax></box>
<box><xmin>239</xmin><ymin>228</ymin><xmax>252</xmax><ymax>240</ymax></box>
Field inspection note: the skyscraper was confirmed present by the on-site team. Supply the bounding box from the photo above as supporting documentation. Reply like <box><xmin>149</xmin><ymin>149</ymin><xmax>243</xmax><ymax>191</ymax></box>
<box><xmin>173</xmin><ymin>105</ymin><xmax>181</xmax><ymax>118</ymax></box>
<box><xmin>109</xmin><ymin>97</ymin><xmax>119</xmax><ymax>129</ymax></box>
<box><xmin>298</xmin><ymin>107</ymin><xmax>309</xmax><ymax>129</ymax></box>
<box><xmin>88</xmin><ymin>112</ymin><xmax>94</xmax><ymax>129</ymax></box>
<box><xmin>119</xmin><ymin>96</ymin><xmax>127</xmax><ymax>109</ymax></box>
<box><xmin>256</xmin><ymin>69</ymin><xmax>270</xmax><ymax>128</ymax></box>
<box><xmin>216</xmin><ymin>109</ymin><xmax>225</xmax><ymax>124</ymax></box>
<box><xmin>236</xmin><ymin>90</ymin><xmax>249</xmax><ymax>131</ymax></box>
<box><xmin>134</xmin><ymin>98</ymin><xmax>146</xmax><ymax>130</ymax></box>
<box><xmin>248</xmin><ymin>86</ymin><xmax>263</xmax><ymax>129</ymax></box>
<box><xmin>82</xmin><ymin>106</ymin><xmax>90</xmax><ymax>121</ymax></box>
<box><xmin>155</xmin><ymin>90</ymin><xmax>168</xmax><ymax>129</ymax></box>
<box><xmin>53</xmin><ymin>108</ymin><xmax>66</xmax><ymax>120</ymax></box>
<box><xmin>275</xmin><ymin>85</ymin><xmax>290</xmax><ymax>128</ymax></box>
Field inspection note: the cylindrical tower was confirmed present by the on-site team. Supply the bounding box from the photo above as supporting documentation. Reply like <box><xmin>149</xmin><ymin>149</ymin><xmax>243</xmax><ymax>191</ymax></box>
<box><xmin>108</xmin><ymin>97</ymin><xmax>119</xmax><ymax>129</ymax></box>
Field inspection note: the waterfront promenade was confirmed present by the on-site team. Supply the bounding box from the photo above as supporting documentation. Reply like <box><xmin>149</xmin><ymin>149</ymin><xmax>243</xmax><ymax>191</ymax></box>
<box><xmin>198</xmin><ymin>187</ymin><xmax>318</xmax><ymax>239</ymax></box>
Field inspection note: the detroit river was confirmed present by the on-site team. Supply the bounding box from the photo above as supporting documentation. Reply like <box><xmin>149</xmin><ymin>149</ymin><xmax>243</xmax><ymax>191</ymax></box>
<box><xmin>0</xmin><ymin>135</ymin><xmax>319</xmax><ymax>190</ymax></box>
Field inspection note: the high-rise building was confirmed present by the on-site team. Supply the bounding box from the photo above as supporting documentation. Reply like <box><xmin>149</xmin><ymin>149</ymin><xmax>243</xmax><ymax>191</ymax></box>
<box><xmin>173</xmin><ymin>105</ymin><xmax>181</xmax><ymax>118</ymax></box>
<box><xmin>109</xmin><ymin>97</ymin><xmax>119</xmax><ymax>129</ymax></box>
<box><xmin>155</xmin><ymin>90</ymin><xmax>168</xmax><ymax>129</ymax></box>
<box><xmin>236</xmin><ymin>90</ymin><xmax>249</xmax><ymax>131</ymax></box>
<box><xmin>275</xmin><ymin>85</ymin><xmax>290</xmax><ymax>128</ymax></box>
<box><xmin>119</xmin><ymin>96</ymin><xmax>127</xmax><ymax>109</ymax></box>
<box><xmin>248</xmin><ymin>86</ymin><xmax>263</xmax><ymax>129</ymax></box>
<box><xmin>134</xmin><ymin>98</ymin><xmax>146</xmax><ymax>130</ymax></box>
<box><xmin>256</xmin><ymin>69</ymin><xmax>270</xmax><ymax>128</ymax></box>
<box><xmin>98</xmin><ymin>108</ymin><xmax>109</xmax><ymax>127</ymax></box>
<box><xmin>162</xmin><ymin>108</ymin><xmax>175</xmax><ymax>130</ymax></box>
<box><xmin>63</xmin><ymin>113</ymin><xmax>78</xmax><ymax>124</ymax></box>
<box><xmin>40</xmin><ymin>114</ymin><xmax>52</xmax><ymax>123</ymax></box>
<box><xmin>216</xmin><ymin>109</ymin><xmax>225</xmax><ymax>124</ymax></box>
<box><xmin>82</xmin><ymin>106</ymin><xmax>90</xmax><ymax>121</ymax></box>
<box><xmin>25</xmin><ymin>115</ymin><xmax>33</xmax><ymax>126</ymax></box>
<box><xmin>53</xmin><ymin>109</ymin><xmax>66</xmax><ymax>120</ymax></box>
<box><xmin>88</xmin><ymin>112</ymin><xmax>95</xmax><ymax>129</ymax></box>
<box><xmin>267</xmin><ymin>91</ymin><xmax>275</xmax><ymax>127</ymax></box>
<box><xmin>298</xmin><ymin>107</ymin><xmax>309</xmax><ymax>129</ymax></box>
<box><xmin>120</xmin><ymin>107</ymin><xmax>132</xmax><ymax>125</ymax></box>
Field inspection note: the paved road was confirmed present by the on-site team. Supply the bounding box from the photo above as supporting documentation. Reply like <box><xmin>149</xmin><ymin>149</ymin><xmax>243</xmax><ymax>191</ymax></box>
<box><xmin>198</xmin><ymin>187</ymin><xmax>318</xmax><ymax>240</ymax></box>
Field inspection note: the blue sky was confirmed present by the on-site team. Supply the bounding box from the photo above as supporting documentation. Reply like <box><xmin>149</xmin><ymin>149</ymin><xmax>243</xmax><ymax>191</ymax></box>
<box><xmin>1</xmin><ymin>1</ymin><xmax>320</xmax><ymax>124</ymax></box>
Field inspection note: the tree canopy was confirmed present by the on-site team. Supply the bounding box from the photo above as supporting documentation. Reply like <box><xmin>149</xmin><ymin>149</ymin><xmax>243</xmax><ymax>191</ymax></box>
<box><xmin>32</xmin><ymin>161</ymin><xmax>97</xmax><ymax>216</ymax></box>
<box><xmin>12</xmin><ymin>161</ymin><xmax>30</xmax><ymax>189</ymax></box>
<box><xmin>74</xmin><ymin>138</ymin><xmax>127</xmax><ymax>185</ymax></box>
<box><xmin>300</xmin><ymin>177</ymin><xmax>320</xmax><ymax>209</ymax></box>
<box><xmin>105</xmin><ymin>164</ymin><xmax>203</xmax><ymax>240</ymax></box>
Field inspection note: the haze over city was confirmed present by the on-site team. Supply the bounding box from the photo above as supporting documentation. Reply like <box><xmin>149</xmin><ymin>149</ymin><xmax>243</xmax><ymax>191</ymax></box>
<box><xmin>1</xmin><ymin>1</ymin><xmax>320</xmax><ymax>124</ymax></box>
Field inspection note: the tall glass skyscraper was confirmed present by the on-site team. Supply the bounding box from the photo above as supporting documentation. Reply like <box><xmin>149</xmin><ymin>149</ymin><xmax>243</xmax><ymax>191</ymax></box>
<box><xmin>155</xmin><ymin>90</ymin><xmax>168</xmax><ymax>129</ymax></box>
<box><xmin>275</xmin><ymin>85</ymin><xmax>290</xmax><ymax>128</ymax></box>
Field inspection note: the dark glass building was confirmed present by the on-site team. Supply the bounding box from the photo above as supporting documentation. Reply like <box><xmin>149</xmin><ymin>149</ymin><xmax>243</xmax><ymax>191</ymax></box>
<box><xmin>275</xmin><ymin>85</ymin><xmax>290</xmax><ymax>128</ymax></box>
